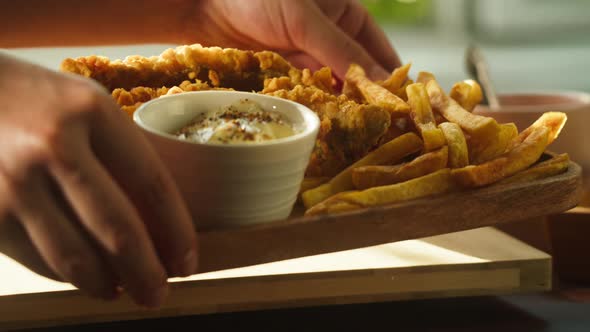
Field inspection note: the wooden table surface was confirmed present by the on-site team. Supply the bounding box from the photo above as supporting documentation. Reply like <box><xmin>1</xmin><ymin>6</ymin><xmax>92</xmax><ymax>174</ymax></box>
<box><xmin>0</xmin><ymin>227</ymin><xmax>554</xmax><ymax>331</ymax></box>
<box><xmin>10</xmin><ymin>211</ymin><xmax>590</xmax><ymax>332</ymax></box>
<box><xmin>10</xmin><ymin>290</ymin><xmax>590</xmax><ymax>332</ymax></box>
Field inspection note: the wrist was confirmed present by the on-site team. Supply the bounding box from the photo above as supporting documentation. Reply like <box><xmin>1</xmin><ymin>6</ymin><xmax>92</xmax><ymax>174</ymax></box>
<box><xmin>1</xmin><ymin>0</ymin><xmax>201</xmax><ymax>47</ymax></box>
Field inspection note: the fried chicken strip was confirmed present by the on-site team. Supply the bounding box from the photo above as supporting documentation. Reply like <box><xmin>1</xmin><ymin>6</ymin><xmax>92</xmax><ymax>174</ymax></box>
<box><xmin>62</xmin><ymin>44</ymin><xmax>385</xmax><ymax>176</ymax></box>
<box><xmin>112</xmin><ymin>66</ymin><xmax>337</xmax><ymax>116</ymax></box>
<box><xmin>60</xmin><ymin>44</ymin><xmax>295</xmax><ymax>91</ymax></box>
<box><xmin>112</xmin><ymin>80</ymin><xmax>225</xmax><ymax>116</ymax></box>
<box><xmin>262</xmin><ymin>67</ymin><xmax>335</xmax><ymax>94</ymax></box>
<box><xmin>267</xmin><ymin>85</ymin><xmax>392</xmax><ymax>177</ymax></box>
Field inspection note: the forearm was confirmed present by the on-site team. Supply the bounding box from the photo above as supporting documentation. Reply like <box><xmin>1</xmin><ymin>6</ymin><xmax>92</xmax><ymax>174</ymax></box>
<box><xmin>0</xmin><ymin>0</ymin><xmax>194</xmax><ymax>47</ymax></box>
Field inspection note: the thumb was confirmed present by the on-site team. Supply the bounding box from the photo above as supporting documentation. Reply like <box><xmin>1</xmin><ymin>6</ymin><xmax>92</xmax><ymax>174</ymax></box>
<box><xmin>289</xmin><ymin>2</ymin><xmax>388</xmax><ymax>81</ymax></box>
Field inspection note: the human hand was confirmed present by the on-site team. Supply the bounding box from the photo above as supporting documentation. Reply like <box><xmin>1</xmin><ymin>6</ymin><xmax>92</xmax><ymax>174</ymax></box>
<box><xmin>0</xmin><ymin>54</ymin><xmax>198</xmax><ymax>307</ymax></box>
<box><xmin>186</xmin><ymin>0</ymin><xmax>401</xmax><ymax>80</ymax></box>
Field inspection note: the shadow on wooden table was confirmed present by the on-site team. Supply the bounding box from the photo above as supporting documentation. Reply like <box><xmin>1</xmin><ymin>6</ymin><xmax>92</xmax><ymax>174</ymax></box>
<box><xmin>17</xmin><ymin>296</ymin><xmax>547</xmax><ymax>332</ymax></box>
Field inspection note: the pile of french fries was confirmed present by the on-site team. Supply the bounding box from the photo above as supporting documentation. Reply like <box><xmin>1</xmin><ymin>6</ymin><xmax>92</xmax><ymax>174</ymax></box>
<box><xmin>301</xmin><ymin>63</ymin><xmax>569</xmax><ymax>216</ymax></box>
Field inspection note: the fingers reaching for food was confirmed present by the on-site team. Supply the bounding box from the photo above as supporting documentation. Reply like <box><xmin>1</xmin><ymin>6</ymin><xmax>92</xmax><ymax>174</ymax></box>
<box><xmin>181</xmin><ymin>0</ymin><xmax>399</xmax><ymax>80</ymax></box>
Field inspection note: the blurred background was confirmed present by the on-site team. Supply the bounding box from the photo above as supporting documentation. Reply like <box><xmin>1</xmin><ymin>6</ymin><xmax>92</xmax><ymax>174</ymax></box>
<box><xmin>5</xmin><ymin>0</ymin><xmax>590</xmax><ymax>93</ymax></box>
<box><xmin>361</xmin><ymin>0</ymin><xmax>590</xmax><ymax>93</ymax></box>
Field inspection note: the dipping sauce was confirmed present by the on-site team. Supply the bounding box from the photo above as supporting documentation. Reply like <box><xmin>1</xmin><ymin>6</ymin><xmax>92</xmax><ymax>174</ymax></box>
<box><xmin>175</xmin><ymin>99</ymin><xmax>297</xmax><ymax>144</ymax></box>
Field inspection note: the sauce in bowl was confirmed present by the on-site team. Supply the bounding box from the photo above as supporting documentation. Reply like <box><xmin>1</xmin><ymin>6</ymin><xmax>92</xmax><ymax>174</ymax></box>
<box><xmin>175</xmin><ymin>99</ymin><xmax>297</xmax><ymax>144</ymax></box>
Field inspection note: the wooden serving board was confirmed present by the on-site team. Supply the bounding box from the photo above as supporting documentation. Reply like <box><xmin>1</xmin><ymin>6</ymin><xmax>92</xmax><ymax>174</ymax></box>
<box><xmin>197</xmin><ymin>161</ymin><xmax>582</xmax><ymax>273</ymax></box>
<box><xmin>1</xmin><ymin>227</ymin><xmax>551</xmax><ymax>331</ymax></box>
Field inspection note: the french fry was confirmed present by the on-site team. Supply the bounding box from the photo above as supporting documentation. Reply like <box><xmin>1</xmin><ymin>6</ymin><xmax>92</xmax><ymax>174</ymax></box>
<box><xmin>452</xmin><ymin>111</ymin><xmax>567</xmax><ymax>187</ymax></box>
<box><xmin>306</xmin><ymin>169</ymin><xmax>455</xmax><ymax>216</ymax></box>
<box><xmin>498</xmin><ymin>153</ymin><xmax>570</xmax><ymax>185</ymax></box>
<box><xmin>341</xmin><ymin>168</ymin><xmax>455</xmax><ymax>206</ymax></box>
<box><xmin>439</xmin><ymin>122</ymin><xmax>469</xmax><ymax>168</ymax></box>
<box><xmin>301</xmin><ymin>132</ymin><xmax>423</xmax><ymax>208</ymax></box>
<box><xmin>352</xmin><ymin>164</ymin><xmax>403</xmax><ymax>190</ymax></box>
<box><xmin>345</xmin><ymin>64</ymin><xmax>410</xmax><ymax>115</ymax></box>
<box><xmin>452</xmin><ymin>126</ymin><xmax>550</xmax><ymax>187</ymax></box>
<box><xmin>394</xmin><ymin>79</ymin><xmax>413</xmax><ymax>101</ymax></box>
<box><xmin>329</xmin><ymin>132</ymin><xmax>423</xmax><ymax>189</ymax></box>
<box><xmin>416</xmin><ymin>71</ymin><xmax>435</xmax><ymax>85</ymax></box>
<box><xmin>406</xmin><ymin>83</ymin><xmax>446</xmax><ymax>151</ymax></box>
<box><xmin>396</xmin><ymin>145</ymin><xmax>448</xmax><ymax>178</ymax></box>
<box><xmin>352</xmin><ymin>146</ymin><xmax>448</xmax><ymax>189</ymax></box>
<box><xmin>342</xmin><ymin>79</ymin><xmax>365</xmax><ymax>103</ymax></box>
<box><xmin>301</xmin><ymin>183</ymin><xmax>333</xmax><ymax>209</ymax></box>
<box><xmin>299</xmin><ymin>177</ymin><xmax>330</xmax><ymax>194</ymax></box>
<box><xmin>469</xmin><ymin>123</ymin><xmax>518</xmax><ymax>165</ymax></box>
<box><xmin>426</xmin><ymin>79</ymin><xmax>500</xmax><ymax>140</ymax></box>
<box><xmin>450</xmin><ymin>80</ymin><xmax>483</xmax><ymax>112</ymax></box>
<box><xmin>304</xmin><ymin>193</ymin><xmax>364</xmax><ymax>216</ymax></box>
<box><xmin>512</xmin><ymin>112</ymin><xmax>567</xmax><ymax>148</ymax></box>
<box><xmin>434</xmin><ymin>113</ymin><xmax>446</xmax><ymax>126</ymax></box>
<box><xmin>380</xmin><ymin>63</ymin><xmax>412</xmax><ymax>93</ymax></box>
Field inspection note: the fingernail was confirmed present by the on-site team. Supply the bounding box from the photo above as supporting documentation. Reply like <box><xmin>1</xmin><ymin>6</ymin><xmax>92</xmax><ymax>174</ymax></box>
<box><xmin>179</xmin><ymin>248</ymin><xmax>198</xmax><ymax>277</ymax></box>
<box><xmin>142</xmin><ymin>283</ymin><xmax>169</xmax><ymax>309</ymax></box>
<box><xmin>370</xmin><ymin>66</ymin><xmax>389</xmax><ymax>81</ymax></box>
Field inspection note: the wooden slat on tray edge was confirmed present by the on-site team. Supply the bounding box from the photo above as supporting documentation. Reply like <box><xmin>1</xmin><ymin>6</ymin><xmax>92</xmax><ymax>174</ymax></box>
<box><xmin>0</xmin><ymin>234</ymin><xmax>550</xmax><ymax>332</ymax></box>
<box><xmin>197</xmin><ymin>161</ymin><xmax>583</xmax><ymax>273</ymax></box>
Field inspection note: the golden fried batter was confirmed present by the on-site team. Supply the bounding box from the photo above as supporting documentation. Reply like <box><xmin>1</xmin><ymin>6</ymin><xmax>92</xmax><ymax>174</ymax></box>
<box><xmin>60</xmin><ymin>44</ymin><xmax>294</xmax><ymax>91</ymax></box>
<box><xmin>62</xmin><ymin>44</ymin><xmax>394</xmax><ymax>176</ymax></box>
<box><xmin>267</xmin><ymin>85</ymin><xmax>392</xmax><ymax>177</ymax></box>
<box><xmin>263</xmin><ymin>67</ymin><xmax>335</xmax><ymax>94</ymax></box>
<box><xmin>112</xmin><ymin>80</ymin><xmax>223</xmax><ymax>116</ymax></box>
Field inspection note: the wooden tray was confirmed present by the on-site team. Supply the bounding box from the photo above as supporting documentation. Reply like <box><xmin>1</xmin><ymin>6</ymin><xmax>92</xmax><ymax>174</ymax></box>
<box><xmin>197</xmin><ymin>160</ymin><xmax>582</xmax><ymax>273</ymax></box>
<box><xmin>0</xmin><ymin>227</ymin><xmax>551</xmax><ymax>331</ymax></box>
<box><xmin>0</xmin><ymin>161</ymin><xmax>582</xmax><ymax>331</ymax></box>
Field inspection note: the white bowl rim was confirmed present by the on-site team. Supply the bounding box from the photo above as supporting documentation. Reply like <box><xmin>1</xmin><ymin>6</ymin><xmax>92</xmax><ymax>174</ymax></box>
<box><xmin>133</xmin><ymin>90</ymin><xmax>320</xmax><ymax>148</ymax></box>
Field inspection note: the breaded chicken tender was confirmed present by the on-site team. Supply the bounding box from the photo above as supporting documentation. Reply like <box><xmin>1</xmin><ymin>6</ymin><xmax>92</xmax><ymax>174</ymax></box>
<box><xmin>267</xmin><ymin>85</ymin><xmax>392</xmax><ymax>177</ymax></box>
<box><xmin>61</xmin><ymin>44</ymin><xmax>393</xmax><ymax>176</ymax></box>
<box><xmin>112</xmin><ymin>80</ymin><xmax>222</xmax><ymax>116</ymax></box>
<box><xmin>61</xmin><ymin>44</ymin><xmax>295</xmax><ymax>91</ymax></box>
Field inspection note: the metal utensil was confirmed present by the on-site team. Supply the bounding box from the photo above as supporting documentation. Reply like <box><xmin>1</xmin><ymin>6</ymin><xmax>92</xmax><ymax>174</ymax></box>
<box><xmin>465</xmin><ymin>45</ymin><xmax>501</xmax><ymax>109</ymax></box>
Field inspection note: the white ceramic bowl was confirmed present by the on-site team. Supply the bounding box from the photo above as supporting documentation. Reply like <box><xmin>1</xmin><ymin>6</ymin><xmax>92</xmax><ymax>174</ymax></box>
<box><xmin>474</xmin><ymin>90</ymin><xmax>590</xmax><ymax>172</ymax></box>
<box><xmin>133</xmin><ymin>91</ymin><xmax>320</xmax><ymax>230</ymax></box>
